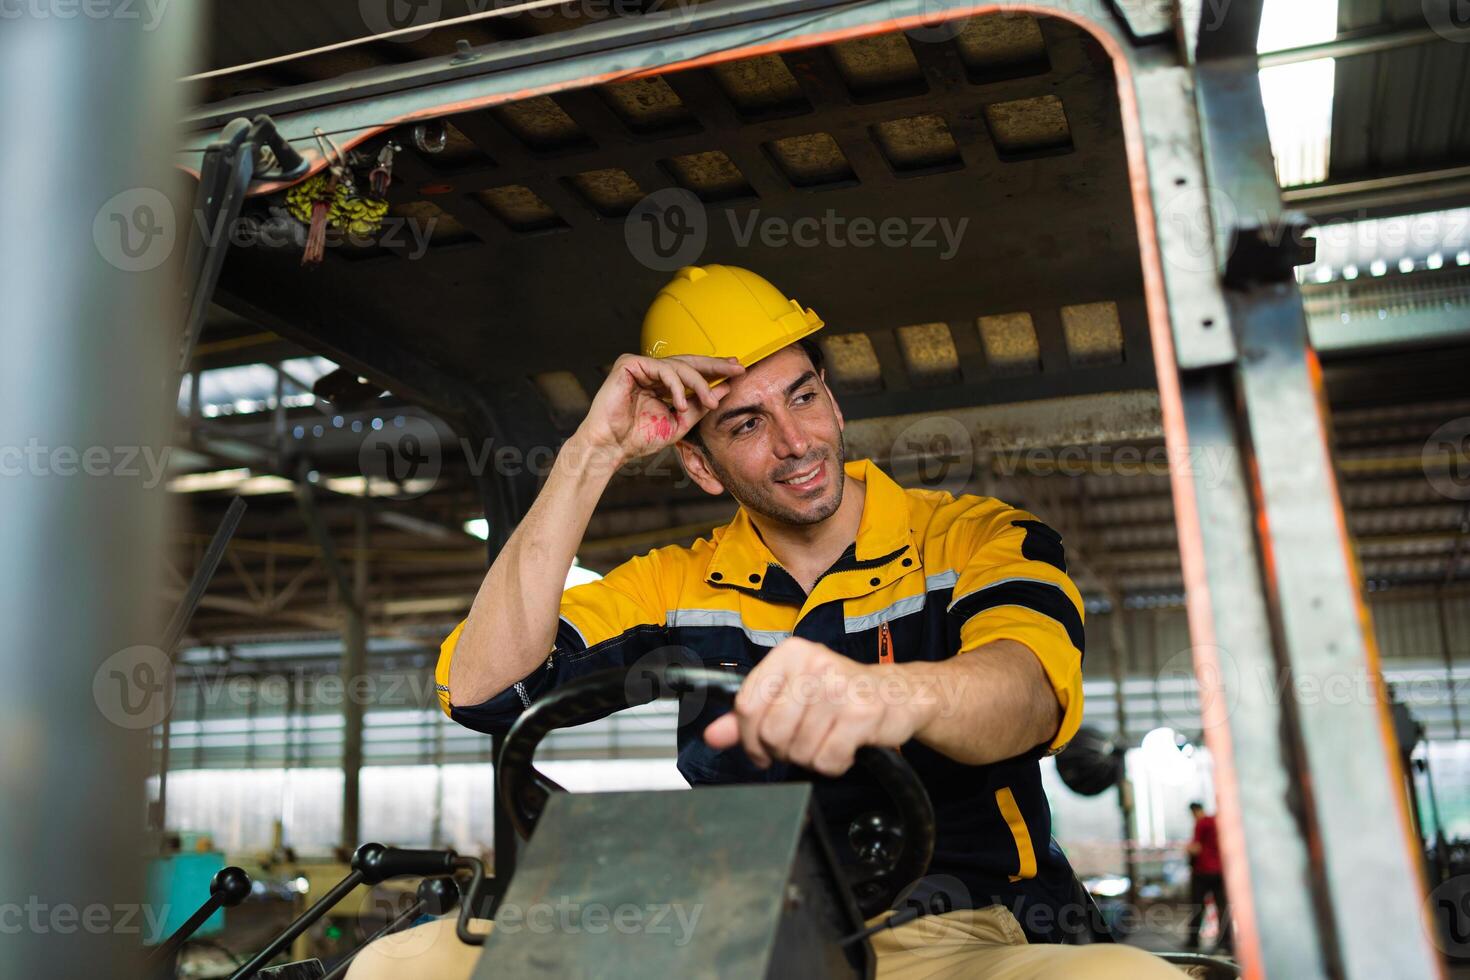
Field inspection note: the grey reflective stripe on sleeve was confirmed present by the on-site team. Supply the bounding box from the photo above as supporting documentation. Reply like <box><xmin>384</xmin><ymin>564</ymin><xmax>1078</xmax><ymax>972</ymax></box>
<box><xmin>435</xmin><ymin>683</ymin><xmax>450</xmax><ymax>693</ymax></box>
<box><xmin>842</xmin><ymin>571</ymin><xmax>958</xmax><ymax>633</ymax></box>
<box><xmin>513</xmin><ymin>681</ymin><xmax>532</xmax><ymax>709</ymax></box>
<box><xmin>665</xmin><ymin>608</ymin><xmax>792</xmax><ymax>647</ymax></box>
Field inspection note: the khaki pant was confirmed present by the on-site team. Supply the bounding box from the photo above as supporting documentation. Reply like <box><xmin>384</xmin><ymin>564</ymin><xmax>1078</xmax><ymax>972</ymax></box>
<box><xmin>346</xmin><ymin>906</ymin><xmax>1187</xmax><ymax>980</ymax></box>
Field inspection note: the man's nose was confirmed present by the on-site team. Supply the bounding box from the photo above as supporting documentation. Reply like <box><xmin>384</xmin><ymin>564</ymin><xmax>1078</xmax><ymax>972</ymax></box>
<box><xmin>770</xmin><ymin>409</ymin><xmax>810</xmax><ymax>459</ymax></box>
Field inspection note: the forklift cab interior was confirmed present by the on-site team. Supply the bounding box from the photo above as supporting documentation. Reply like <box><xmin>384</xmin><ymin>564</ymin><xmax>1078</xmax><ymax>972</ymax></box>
<box><xmin>174</xmin><ymin>2</ymin><xmax>1437</xmax><ymax>977</ymax></box>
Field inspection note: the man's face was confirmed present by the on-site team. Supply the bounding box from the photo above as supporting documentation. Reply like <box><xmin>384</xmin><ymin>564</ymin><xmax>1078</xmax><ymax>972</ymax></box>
<box><xmin>684</xmin><ymin>345</ymin><xmax>846</xmax><ymax>526</ymax></box>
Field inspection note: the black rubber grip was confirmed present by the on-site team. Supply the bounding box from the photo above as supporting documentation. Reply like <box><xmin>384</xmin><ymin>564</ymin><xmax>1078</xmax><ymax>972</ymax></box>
<box><xmin>351</xmin><ymin>844</ymin><xmax>458</xmax><ymax>883</ymax></box>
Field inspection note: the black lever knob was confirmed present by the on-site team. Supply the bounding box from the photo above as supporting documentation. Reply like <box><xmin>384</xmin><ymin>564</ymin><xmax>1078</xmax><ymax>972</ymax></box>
<box><xmin>211</xmin><ymin>867</ymin><xmax>253</xmax><ymax>907</ymax></box>
<box><xmin>417</xmin><ymin>876</ymin><xmax>461</xmax><ymax>916</ymax></box>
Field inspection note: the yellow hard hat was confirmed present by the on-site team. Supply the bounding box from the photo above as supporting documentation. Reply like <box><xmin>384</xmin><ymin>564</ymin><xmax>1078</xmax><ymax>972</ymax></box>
<box><xmin>640</xmin><ymin>264</ymin><xmax>823</xmax><ymax>383</ymax></box>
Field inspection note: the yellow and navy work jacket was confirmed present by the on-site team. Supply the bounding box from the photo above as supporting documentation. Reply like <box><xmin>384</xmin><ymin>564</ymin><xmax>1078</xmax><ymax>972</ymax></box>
<box><xmin>437</xmin><ymin>459</ymin><xmax>1086</xmax><ymax>939</ymax></box>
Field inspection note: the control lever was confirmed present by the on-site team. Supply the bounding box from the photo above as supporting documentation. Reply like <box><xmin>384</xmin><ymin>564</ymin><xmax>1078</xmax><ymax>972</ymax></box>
<box><xmin>320</xmin><ymin>877</ymin><xmax>460</xmax><ymax>980</ymax></box>
<box><xmin>147</xmin><ymin>866</ymin><xmax>252</xmax><ymax>977</ymax></box>
<box><xmin>226</xmin><ymin>844</ymin><xmax>480</xmax><ymax>980</ymax></box>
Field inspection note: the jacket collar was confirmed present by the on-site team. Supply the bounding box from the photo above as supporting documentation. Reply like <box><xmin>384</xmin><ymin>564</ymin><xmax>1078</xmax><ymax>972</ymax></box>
<box><xmin>703</xmin><ymin>459</ymin><xmax>917</xmax><ymax>592</ymax></box>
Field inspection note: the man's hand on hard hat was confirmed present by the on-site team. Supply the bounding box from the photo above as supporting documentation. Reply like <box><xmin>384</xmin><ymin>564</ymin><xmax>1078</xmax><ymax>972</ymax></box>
<box><xmin>448</xmin><ymin>352</ymin><xmax>739</xmax><ymax>708</ymax></box>
<box><xmin>576</xmin><ymin>353</ymin><xmax>744</xmax><ymax>467</ymax></box>
<box><xmin>702</xmin><ymin>636</ymin><xmax>1064</xmax><ymax>775</ymax></box>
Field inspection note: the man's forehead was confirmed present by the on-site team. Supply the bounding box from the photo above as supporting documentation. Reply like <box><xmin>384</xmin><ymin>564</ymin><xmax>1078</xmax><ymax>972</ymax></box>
<box><xmin>721</xmin><ymin>346</ymin><xmax>814</xmax><ymax>402</ymax></box>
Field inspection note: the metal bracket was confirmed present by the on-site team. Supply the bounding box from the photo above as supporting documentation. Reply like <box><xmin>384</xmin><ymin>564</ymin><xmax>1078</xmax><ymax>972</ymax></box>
<box><xmin>1107</xmin><ymin>0</ymin><xmax>1174</xmax><ymax>43</ymax></box>
<box><xmin>1223</xmin><ymin>210</ymin><xmax>1316</xmax><ymax>287</ymax></box>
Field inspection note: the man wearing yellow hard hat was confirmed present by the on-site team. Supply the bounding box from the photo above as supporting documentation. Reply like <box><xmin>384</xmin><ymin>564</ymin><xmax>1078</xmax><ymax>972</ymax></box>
<box><xmin>352</xmin><ymin>266</ymin><xmax>1184</xmax><ymax>978</ymax></box>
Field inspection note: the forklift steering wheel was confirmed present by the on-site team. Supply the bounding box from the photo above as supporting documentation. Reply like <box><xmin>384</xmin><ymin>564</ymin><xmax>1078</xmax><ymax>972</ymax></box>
<box><xmin>496</xmin><ymin>665</ymin><xmax>936</xmax><ymax>918</ymax></box>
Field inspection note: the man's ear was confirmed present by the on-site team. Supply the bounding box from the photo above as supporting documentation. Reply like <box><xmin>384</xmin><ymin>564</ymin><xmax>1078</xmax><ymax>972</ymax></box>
<box><xmin>820</xmin><ymin>368</ymin><xmax>845</xmax><ymax>432</ymax></box>
<box><xmin>675</xmin><ymin>439</ymin><xmax>726</xmax><ymax>496</ymax></box>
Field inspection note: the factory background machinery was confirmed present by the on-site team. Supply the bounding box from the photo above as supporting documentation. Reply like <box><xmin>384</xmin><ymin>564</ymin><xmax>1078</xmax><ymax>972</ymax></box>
<box><xmin>5</xmin><ymin>1</ymin><xmax>1470</xmax><ymax>977</ymax></box>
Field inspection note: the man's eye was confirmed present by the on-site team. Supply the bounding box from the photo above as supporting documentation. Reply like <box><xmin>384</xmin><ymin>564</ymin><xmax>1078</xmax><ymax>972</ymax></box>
<box><xmin>734</xmin><ymin>418</ymin><xmax>759</xmax><ymax>435</ymax></box>
<box><xmin>793</xmin><ymin>391</ymin><xmax>816</xmax><ymax>405</ymax></box>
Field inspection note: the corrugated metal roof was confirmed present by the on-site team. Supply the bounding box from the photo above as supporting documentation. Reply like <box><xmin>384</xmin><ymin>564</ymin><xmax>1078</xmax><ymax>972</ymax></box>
<box><xmin>1328</xmin><ymin>0</ymin><xmax>1470</xmax><ymax>180</ymax></box>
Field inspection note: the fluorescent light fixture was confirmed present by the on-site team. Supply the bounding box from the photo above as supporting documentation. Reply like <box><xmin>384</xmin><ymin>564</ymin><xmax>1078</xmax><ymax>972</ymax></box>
<box><xmin>1258</xmin><ymin>0</ymin><xmax>1338</xmax><ymax>53</ymax></box>
<box><xmin>167</xmin><ymin>468</ymin><xmax>251</xmax><ymax>493</ymax></box>
<box><xmin>463</xmin><ymin>518</ymin><xmax>489</xmax><ymax>540</ymax></box>
<box><xmin>1370</xmin><ymin>259</ymin><xmax>1387</xmax><ymax>277</ymax></box>
<box><xmin>1257</xmin><ymin>1</ymin><xmax>1339</xmax><ymax>187</ymax></box>
<box><xmin>236</xmin><ymin>476</ymin><xmax>297</xmax><ymax>496</ymax></box>
<box><xmin>1399</xmin><ymin>257</ymin><xmax>1416</xmax><ymax>274</ymax></box>
<box><xmin>167</xmin><ymin>468</ymin><xmax>297</xmax><ymax>496</ymax></box>
<box><xmin>324</xmin><ymin>475</ymin><xmax>438</xmax><ymax>497</ymax></box>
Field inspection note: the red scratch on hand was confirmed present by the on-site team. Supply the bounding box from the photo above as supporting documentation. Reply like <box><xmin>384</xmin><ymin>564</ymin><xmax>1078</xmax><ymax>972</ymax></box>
<box><xmin>639</xmin><ymin>412</ymin><xmax>675</xmax><ymax>442</ymax></box>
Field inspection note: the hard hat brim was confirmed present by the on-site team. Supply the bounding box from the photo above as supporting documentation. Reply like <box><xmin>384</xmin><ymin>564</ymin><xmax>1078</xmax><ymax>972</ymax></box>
<box><xmin>708</xmin><ymin>307</ymin><xmax>825</xmax><ymax>387</ymax></box>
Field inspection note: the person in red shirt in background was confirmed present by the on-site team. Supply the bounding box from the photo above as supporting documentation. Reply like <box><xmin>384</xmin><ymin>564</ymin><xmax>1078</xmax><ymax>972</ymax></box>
<box><xmin>1186</xmin><ymin>801</ymin><xmax>1231</xmax><ymax>953</ymax></box>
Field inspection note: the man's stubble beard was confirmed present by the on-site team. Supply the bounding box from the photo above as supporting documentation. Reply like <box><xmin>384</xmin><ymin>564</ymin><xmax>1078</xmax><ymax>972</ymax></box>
<box><xmin>704</xmin><ymin>434</ymin><xmax>848</xmax><ymax>527</ymax></box>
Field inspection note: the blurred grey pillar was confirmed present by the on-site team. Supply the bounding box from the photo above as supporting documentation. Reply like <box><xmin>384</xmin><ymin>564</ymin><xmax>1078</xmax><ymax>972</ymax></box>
<box><xmin>0</xmin><ymin>3</ymin><xmax>197</xmax><ymax>977</ymax></box>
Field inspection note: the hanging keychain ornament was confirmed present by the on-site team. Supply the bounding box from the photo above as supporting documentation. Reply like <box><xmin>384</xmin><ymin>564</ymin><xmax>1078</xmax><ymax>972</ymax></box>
<box><xmin>290</xmin><ymin>129</ymin><xmax>346</xmax><ymax>266</ymax></box>
<box><xmin>284</xmin><ymin>132</ymin><xmax>391</xmax><ymax>263</ymax></box>
<box><xmin>331</xmin><ymin>143</ymin><xmax>391</xmax><ymax>239</ymax></box>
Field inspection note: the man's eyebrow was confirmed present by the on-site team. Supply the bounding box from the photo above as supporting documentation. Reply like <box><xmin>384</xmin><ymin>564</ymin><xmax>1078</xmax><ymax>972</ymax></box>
<box><xmin>784</xmin><ymin>370</ymin><xmax>817</xmax><ymax>398</ymax></box>
<box><xmin>713</xmin><ymin>371</ymin><xmax>818</xmax><ymax>428</ymax></box>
